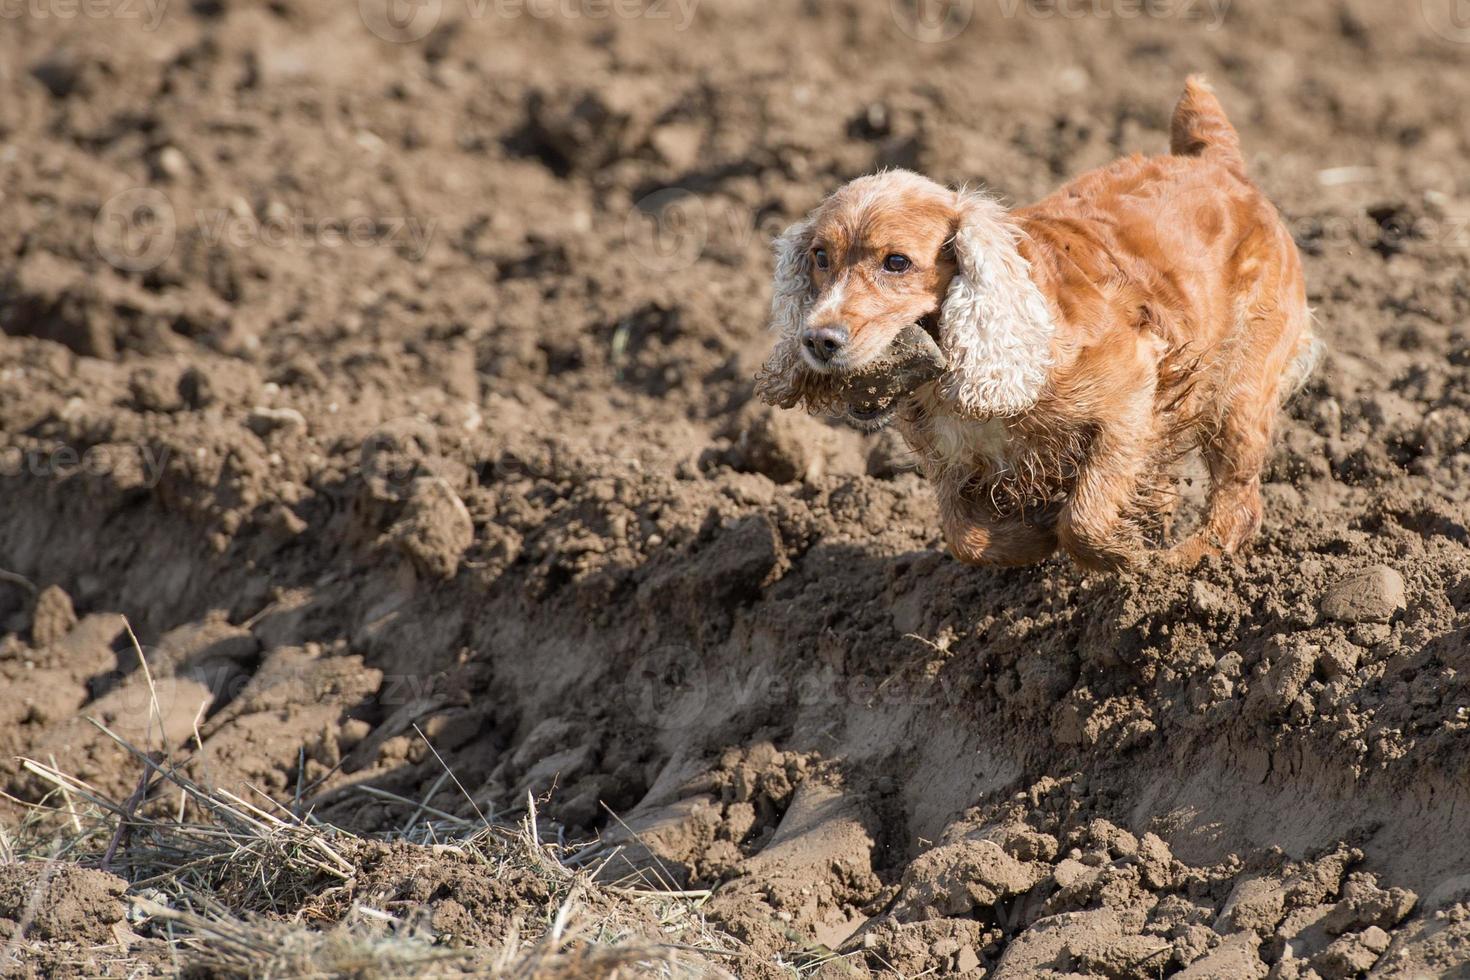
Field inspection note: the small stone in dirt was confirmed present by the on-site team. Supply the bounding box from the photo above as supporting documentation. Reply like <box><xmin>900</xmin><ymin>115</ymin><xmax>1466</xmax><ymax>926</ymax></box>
<box><xmin>1248</xmin><ymin>643</ymin><xmax>1317</xmax><ymax>719</ymax></box>
<box><xmin>1171</xmin><ymin>924</ymin><xmax>1219</xmax><ymax>968</ymax></box>
<box><xmin>1320</xmin><ymin>565</ymin><xmax>1406</xmax><ymax>624</ymax></box>
<box><xmin>1189</xmin><ymin>580</ymin><xmax>1231</xmax><ymax>617</ymax></box>
<box><xmin>154</xmin><ymin>145</ymin><xmax>190</xmax><ymax>181</ymax></box>
<box><xmin>1312</xmin><ymin>925</ymin><xmax>1391</xmax><ymax>979</ymax></box>
<box><xmin>1136</xmin><ymin>832</ymin><xmax>1177</xmax><ymax>890</ymax></box>
<box><xmin>29</xmin><ymin>584</ymin><xmax>77</xmax><ymax>648</ymax></box>
<box><xmin>340</xmin><ymin>717</ymin><xmax>373</xmax><ymax>750</ymax></box>
<box><xmin>246</xmin><ymin>405</ymin><xmax>308</xmax><ymax>437</ymax></box>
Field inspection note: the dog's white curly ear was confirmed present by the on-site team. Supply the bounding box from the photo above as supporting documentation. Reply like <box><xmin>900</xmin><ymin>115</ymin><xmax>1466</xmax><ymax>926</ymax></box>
<box><xmin>938</xmin><ymin>193</ymin><xmax>1056</xmax><ymax>417</ymax></box>
<box><xmin>769</xmin><ymin>218</ymin><xmax>816</xmax><ymax>343</ymax></box>
<box><xmin>755</xmin><ymin>219</ymin><xmax>817</xmax><ymax>408</ymax></box>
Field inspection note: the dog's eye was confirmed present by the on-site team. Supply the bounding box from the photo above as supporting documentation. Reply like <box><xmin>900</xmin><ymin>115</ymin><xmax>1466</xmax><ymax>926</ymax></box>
<box><xmin>883</xmin><ymin>254</ymin><xmax>912</xmax><ymax>273</ymax></box>
<box><xmin>812</xmin><ymin>248</ymin><xmax>829</xmax><ymax>270</ymax></box>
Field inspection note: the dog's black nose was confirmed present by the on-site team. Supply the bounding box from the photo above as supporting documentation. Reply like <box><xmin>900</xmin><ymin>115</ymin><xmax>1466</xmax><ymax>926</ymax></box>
<box><xmin>802</xmin><ymin>324</ymin><xmax>848</xmax><ymax>362</ymax></box>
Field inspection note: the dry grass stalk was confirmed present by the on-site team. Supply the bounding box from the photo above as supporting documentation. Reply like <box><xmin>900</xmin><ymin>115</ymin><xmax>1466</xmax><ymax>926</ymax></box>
<box><xmin>4</xmin><ymin>722</ymin><xmax>742</xmax><ymax>979</ymax></box>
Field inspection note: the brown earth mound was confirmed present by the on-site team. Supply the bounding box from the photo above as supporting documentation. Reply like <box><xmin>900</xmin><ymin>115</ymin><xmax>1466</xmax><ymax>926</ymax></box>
<box><xmin>2</xmin><ymin>1</ymin><xmax>1470</xmax><ymax>976</ymax></box>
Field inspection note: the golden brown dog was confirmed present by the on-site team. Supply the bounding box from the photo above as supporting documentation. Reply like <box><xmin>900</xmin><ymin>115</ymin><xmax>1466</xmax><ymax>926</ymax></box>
<box><xmin>756</xmin><ymin>77</ymin><xmax>1320</xmax><ymax>570</ymax></box>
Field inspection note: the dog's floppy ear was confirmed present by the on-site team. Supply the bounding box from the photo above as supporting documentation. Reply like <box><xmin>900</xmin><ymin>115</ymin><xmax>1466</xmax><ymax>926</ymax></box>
<box><xmin>937</xmin><ymin>192</ymin><xmax>1056</xmax><ymax>417</ymax></box>
<box><xmin>754</xmin><ymin>219</ymin><xmax>819</xmax><ymax>409</ymax></box>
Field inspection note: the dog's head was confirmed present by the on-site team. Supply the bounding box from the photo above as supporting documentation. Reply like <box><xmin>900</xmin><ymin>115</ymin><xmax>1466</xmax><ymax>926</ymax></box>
<box><xmin>755</xmin><ymin>170</ymin><xmax>1056</xmax><ymax>420</ymax></box>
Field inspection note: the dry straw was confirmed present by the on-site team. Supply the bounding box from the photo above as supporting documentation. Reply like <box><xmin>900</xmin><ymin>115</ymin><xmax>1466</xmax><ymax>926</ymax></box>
<box><xmin>5</xmin><ymin>701</ymin><xmax>742</xmax><ymax>978</ymax></box>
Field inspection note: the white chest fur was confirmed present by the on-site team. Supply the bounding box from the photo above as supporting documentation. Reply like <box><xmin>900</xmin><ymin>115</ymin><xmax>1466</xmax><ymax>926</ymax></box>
<box><xmin>924</xmin><ymin>414</ymin><xmax>1011</xmax><ymax>475</ymax></box>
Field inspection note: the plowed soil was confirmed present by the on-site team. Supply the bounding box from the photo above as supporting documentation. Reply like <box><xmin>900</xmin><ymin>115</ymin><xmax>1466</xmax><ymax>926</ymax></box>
<box><xmin>3</xmin><ymin>1</ymin><xmax>1470</xmax><ymax>976</ymax></box>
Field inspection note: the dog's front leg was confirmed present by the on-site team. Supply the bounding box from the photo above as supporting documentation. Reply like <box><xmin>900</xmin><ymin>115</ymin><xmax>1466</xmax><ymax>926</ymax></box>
<box><xmin>940</xmin><ymin>492</ymin><xmax>1058</xmax><ymax>567</ymax></box>
<box><xmin>1056</xmin><ymin>408</ymin><xmax>1159</xmax><ymax>570</ymax></box>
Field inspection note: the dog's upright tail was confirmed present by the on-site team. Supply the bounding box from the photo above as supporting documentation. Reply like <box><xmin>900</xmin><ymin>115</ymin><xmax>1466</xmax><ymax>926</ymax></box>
<box><xmin>1170</xmin><ymin>75</ymin><xmax>1247</xmax><ymax>179</ymax></box>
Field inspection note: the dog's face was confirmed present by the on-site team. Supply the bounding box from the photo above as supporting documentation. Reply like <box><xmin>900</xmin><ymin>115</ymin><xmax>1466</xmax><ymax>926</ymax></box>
<box><xmin>756</xmin><ymin>170</ymin><xmax>1058</xmax><ymax>421</ymax></box>
<box><xmin>798</xmin><ymin>177</ymin><xmax>958</xmax><ymax>376</ymax></box>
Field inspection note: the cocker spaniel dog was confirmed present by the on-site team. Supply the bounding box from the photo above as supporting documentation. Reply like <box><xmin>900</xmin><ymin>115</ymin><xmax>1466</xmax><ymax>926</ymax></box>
<box><xmin>756</xmin><ymin>77</ymin><xmax>1320</xmax><ymax>570</ymax></box>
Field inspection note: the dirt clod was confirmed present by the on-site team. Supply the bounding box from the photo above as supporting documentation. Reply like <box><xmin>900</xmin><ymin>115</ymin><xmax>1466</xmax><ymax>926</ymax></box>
<box><xmin>1320</xmin><ymin>565</ymin><xmax>1407</xmax><ymax>623</ymax></box>
<box><xmin>1313</xmin><ymin>925</ymin><xmax>1392</xmax><ymax>979</ymax></box>
<box><xmin>28</xmin><ymin>585</ymin><xmax>77</xmax><ymax>649</ymax></box>
<box><xmin>0</xmin><ymin>864</ymin><xmax>126</xmax><ymax>944</ymax></box>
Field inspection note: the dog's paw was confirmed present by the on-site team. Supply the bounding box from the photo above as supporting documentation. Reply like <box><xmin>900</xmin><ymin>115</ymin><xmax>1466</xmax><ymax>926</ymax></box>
<box><xmin>1164</xmin><ymin>534</ymin><xmax>1220</xmax><ymax>568</ymax></box>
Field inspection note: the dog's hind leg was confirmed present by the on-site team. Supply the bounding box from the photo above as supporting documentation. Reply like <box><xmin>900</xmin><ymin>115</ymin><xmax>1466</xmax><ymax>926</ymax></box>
<box><xmin>1169</xmin><ymin>283</ymin><xmax>1314</xmax><ymax>567</ymax></box>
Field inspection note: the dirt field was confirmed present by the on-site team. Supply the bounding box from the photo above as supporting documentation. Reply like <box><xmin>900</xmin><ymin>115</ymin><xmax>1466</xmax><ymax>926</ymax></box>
<box><xmin>2</xmin><ymin>0</ymin><xmax>1470</xmax><ymax>976</ymax></box>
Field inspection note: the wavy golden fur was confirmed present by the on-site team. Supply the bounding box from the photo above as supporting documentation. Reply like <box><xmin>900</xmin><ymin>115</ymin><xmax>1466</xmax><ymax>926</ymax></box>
<box><xmin>756</xmin><ymin>77</ymin><xmax>1320</xmax><ymax>570</ymax></box>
